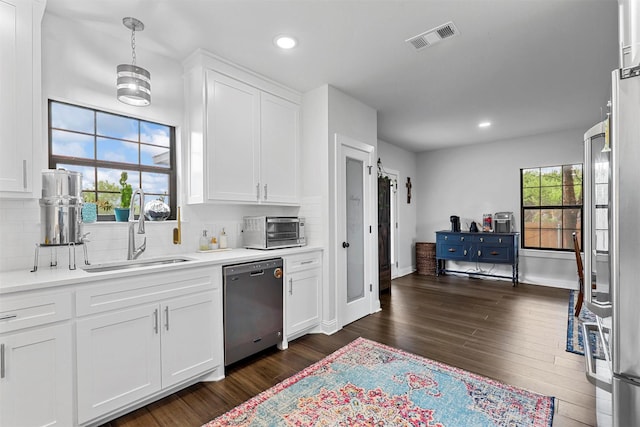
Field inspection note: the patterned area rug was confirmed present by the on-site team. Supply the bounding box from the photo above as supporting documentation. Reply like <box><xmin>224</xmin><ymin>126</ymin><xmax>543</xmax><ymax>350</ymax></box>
<box><xmin>204</xmin><ymin>337</ymin><xmax>555</xmax><ymax>427</ymax></box>
<box><xmin>566</xmin><ymin>290</ymin><xmax>605</xmax><ymax>358</ymax></box>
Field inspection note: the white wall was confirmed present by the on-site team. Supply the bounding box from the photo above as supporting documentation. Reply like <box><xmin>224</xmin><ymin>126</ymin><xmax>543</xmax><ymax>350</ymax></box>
<box><xmin>416</xmin><ymin>127</ymin><xmax>585</xmax><ymax>288</ymax></box>
<box><xmin>377</xmin><ymin>139</ymin><xmax>418</xmax><ymax>277</ymax></box>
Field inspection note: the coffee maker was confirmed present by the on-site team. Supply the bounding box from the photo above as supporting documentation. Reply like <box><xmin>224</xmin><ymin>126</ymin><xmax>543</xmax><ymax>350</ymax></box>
<box><xmin>450</xmin><ymin>215</ymin><xmax>461</xmax><ymax>232</ymax></box>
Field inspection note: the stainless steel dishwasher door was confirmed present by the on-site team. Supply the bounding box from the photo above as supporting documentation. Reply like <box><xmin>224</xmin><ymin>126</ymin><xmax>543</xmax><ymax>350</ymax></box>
<box><xmin>223</xmin><ymin>258</ymin><xmax>283</xmax><ymax>366</ymax></box>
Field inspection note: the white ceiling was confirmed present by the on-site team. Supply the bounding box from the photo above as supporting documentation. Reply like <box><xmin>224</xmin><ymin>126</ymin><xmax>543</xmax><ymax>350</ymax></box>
<box><xmin>45</xmin><ymin>0</ymin><xmax>619</xmax><ymax>152</ymax></box>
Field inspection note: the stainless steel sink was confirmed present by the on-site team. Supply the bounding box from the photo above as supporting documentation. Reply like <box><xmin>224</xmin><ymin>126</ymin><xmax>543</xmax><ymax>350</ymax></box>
<box><xmin>83</xmin><ymin>256</ymin><xmax>195</xmax><ymax>273</ymax></box>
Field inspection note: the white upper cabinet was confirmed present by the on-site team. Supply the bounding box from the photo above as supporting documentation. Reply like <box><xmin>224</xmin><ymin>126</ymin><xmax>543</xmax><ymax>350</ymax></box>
<box><xmin>205</xmin><ymin>70</ymin><xmax>261</xmax><ymax>202</ymax></box>
<box><xmin>260</xmin><ymin>92</ymin><xmax>300</xmax><ymax>204</ymax></box>
<box><xmin>0</xmin><ymin>0</ymin><xmax>44</xmax><ymax>197</ymax></box>
<box><xmin>184</xmin><ymin>51</ymin><xmax>301</xmax><ymax>205</ymax></box>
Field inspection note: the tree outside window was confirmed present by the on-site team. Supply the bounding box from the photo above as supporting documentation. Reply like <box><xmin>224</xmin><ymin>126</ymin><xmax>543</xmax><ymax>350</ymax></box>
<box><xmin>521</xmin><ymin>164</ymin><xmax>583</xmax><ymax>250</ymax></box>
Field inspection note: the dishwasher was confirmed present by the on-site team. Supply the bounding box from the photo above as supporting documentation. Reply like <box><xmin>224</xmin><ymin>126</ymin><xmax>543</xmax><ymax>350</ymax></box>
<box><xmin>223</xmin><ymin>258</ymin><xmax>283</xmax><ymax>366</ymax></box>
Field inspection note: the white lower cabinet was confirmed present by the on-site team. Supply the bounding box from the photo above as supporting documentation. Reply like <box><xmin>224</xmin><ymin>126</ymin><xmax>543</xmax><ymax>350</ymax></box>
<box><xmin>284</xmin><ymin>251</ymin><xmax>322</xmax><ymax>340</ymax></box>
<box><xmin>161</xmin><ymin>291</ymin><xmax>220</xmax><ymax>388</ymax></box>
<box><xmin>75</xmin><ymin>266</ymin><xmax>223</xmax><ymax>425</ymax></box>
<box><xmin>76</xmin><ymin>303</ymin><xmax>162</xmax><ymax>424</ymax></box>
<box><xmin>0</xmin><ymin>324</ymin><xmax>73</xmax><ymax>427</ymax></box>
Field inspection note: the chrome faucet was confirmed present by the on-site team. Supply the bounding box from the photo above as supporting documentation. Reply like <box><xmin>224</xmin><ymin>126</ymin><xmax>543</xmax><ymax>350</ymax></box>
<box><xmin>127</xmin><ymin>188</ymin><xmax>146</xmax><ymax>260</ymax></box>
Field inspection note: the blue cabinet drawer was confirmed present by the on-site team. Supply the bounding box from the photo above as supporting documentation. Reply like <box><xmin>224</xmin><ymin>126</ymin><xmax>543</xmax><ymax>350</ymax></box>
<box><xmin>474</xmin><ymin>235</ymin><xmax>513</xmax><ymax>245</ymax></box>
<box><xmin>437</xmin><ymin>233</ymin><xmax>469</xmax><ymax>243</ymax></box>
<box><xmin>477</xmin><ymin>245</ymin><xmax>512</xmax><ymax>263</ymax></box>
<box><xmin>436</xmin><ymin>242</ymin><xmax>469</xmax><ymax>260</ymax></box>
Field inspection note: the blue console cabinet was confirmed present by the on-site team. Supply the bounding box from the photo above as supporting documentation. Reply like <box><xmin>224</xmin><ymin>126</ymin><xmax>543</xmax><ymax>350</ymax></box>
<box><xmin>435</xmin><ymin>231</ymin><xmax>519</xmax><ymax>286</ymax></box>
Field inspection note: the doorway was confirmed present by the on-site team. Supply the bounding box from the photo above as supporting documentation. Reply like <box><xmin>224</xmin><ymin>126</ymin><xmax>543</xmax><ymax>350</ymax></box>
<box><xmin>379</xmin><ymin>169</ymin><xmax>399</xmax><ymax>279</ymax></box>
<box><xmin>335</xmin><ymin>134</ymin><xmax>377</xmax><ymax>327</ymax></box>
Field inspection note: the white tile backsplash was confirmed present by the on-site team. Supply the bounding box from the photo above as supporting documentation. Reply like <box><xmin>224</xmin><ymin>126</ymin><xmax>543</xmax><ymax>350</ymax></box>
<box><xmin>0</xmin><ymin>198</ymin><xmax>301</xmax><ymax>272</ymax></box>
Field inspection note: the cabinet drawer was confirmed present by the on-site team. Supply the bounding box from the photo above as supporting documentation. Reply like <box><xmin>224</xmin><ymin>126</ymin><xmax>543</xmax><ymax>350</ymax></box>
<box><xmin>76</xmin><ymin>267</ymin><xmax>218</xmax><ymax>317</ymax></box>
<box><xmin>0</xmin><ymin>291</ymin><xmax>72</xmax><ymax>334</ymax></box>
<box><xmin>436</xmin><ymin>243</ymin><xmax>469</xmax><ymax>260</ymax></box>
<box><xmin>475</xmin><ymin>235</ymin><xmax>513</xmax><ymax>245</ymax></box>
<box><xmin>477</xmin><ymin>245</ymin><xmax>513</xmax><ymax>263</ymax></box>
<box><xmin>285</xmin><ymin>251</ymin><xmax>322</xmax><ymax>273</ymax></box>
<box><xmin>437</xmin><ymin>233</ymin><xmax>468</xmax><ymax>243</ymax></box>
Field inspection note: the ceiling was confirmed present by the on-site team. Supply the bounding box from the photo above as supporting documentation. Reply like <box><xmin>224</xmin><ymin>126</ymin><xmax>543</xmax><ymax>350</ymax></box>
<box><xmin>44</xmin><ymin>0</ymin><xmax>619</xmax><ymax>153</ymax></box>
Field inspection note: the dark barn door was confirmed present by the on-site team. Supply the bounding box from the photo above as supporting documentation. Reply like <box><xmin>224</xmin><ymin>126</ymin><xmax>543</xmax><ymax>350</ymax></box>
<box><xmin>378</xmin><ymin>176</ymin><xmax>391</xmax><ymax>294</ymax></box>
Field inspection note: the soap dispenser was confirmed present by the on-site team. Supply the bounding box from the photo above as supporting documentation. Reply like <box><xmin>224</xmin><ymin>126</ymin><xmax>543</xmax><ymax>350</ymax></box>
<box><xmin>219</xmin><ymin>228</ymin><xmax>228</xmax><ymax>249</ymax></box>
<box><xmin>199</xmin><ymin>230</ymin><xmax>210</xmax><ymax>251</ymax></box>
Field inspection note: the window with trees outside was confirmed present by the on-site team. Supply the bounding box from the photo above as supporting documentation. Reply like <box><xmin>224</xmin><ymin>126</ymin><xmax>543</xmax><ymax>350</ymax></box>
<box><xmin>48</xmin><ymin>100</ymin><xmax>176</xmax><ymax>220</ymax></box>
<box><xmin>521</xmin><ymin>164</ymin><xmax>583</xmax><ymax>251</ymax></box>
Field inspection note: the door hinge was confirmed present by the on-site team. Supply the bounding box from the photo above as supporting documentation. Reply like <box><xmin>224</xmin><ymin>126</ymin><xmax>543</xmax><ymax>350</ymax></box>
<box><xmin>370</xmin><ymin>283</ymin><xmax>373</xmax><ymax>292</ymax></box>
<box><xmin>368</xmin><ymin>165</ymin><xmax>373</xmax><ymax>175</ymax></box>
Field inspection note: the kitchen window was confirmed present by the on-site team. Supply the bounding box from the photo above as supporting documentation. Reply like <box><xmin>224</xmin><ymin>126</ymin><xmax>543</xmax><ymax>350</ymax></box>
<box><xmin>48</xmin><ymin>100</ymin><xmax>176</xmax><ymax>220</ymax></box>
<box><xmin>521</xmin><ymin>163</ymin><xmax>583</xmax><ymax>251</ymax></box>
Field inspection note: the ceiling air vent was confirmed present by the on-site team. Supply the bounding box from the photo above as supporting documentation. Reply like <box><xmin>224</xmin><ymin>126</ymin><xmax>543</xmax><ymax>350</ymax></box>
<box><xmin>405</xmin><ymin>21</ymin><xmax>459</xmax><ymax>51</ymax></box>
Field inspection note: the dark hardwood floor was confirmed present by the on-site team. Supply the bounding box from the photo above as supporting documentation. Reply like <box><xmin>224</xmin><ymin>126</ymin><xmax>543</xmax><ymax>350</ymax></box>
<box><xmin>103</xmin><ymin>273</ymin><xmax>596</xmax><ymax>427</ymax></box>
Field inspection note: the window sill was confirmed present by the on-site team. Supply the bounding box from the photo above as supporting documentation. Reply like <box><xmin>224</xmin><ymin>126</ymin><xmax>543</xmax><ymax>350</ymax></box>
<box><xmin>520</xmin><ymin>249</ymin><xmax>575</xmax><ymax>260</ymax></box>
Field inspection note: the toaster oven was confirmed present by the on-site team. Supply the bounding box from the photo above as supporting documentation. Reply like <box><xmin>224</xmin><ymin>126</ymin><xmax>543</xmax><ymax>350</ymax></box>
<box><xmin>243</xmin><ymin>216</ymin><xmax>306</xmax><ymax>249</ymax></box>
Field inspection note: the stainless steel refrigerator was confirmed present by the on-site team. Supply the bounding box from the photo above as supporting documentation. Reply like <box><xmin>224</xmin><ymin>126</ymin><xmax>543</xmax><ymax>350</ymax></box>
<box><xmin>582</xmin><ymin>66</ymin><xmax>640</xmax><ymax>426</ymax></box>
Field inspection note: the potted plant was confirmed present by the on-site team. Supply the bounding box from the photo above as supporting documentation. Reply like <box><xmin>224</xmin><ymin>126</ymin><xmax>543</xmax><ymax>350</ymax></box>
<box><xmin>114</xmin><ymin>172</ymin><xmax>133</xmax><ymax>222</ymax></box>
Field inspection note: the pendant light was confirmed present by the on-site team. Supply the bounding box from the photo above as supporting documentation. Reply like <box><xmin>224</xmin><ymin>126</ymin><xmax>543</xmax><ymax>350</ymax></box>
<box><xmin>117</xmin><ymin>17</ymin><xmax>151</xmax><ymax>106</ymax></box>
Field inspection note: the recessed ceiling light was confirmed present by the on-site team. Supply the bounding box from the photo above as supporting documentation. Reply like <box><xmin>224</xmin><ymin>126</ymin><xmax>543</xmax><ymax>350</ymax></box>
<box><xmin>478</xmin><ymin>121</ymin><xmax>491</xmax><ymax>128</ymax></box>
<box><xmin>274</xmin><ymin>35</ymin><xmax>297</xmax><ymax>49</ymax></box>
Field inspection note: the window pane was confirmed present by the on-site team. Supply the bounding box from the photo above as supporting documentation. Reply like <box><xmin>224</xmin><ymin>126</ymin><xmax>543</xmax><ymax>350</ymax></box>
<box><xmin>97</xmin><ymin>168</ymin><xmax>140</xmax><ymax>192</ymax></box>
<box><xmin>141</xmin><ymin>144</ymin><xmax>170</xmax><ymax>168</ymax></box>
<box><xmin>141</xmin><ymin>172</ymin><xmax>169</xmax><ymax>194</ymax></box>
<box><xmin>50</xmin><ymin>103</ymin><xmax>94</xmax><ymax>133</ymax></box>
<box><xmin>563</xmin><ymin>208</ymin><xmax>582</xmax><ymax>231</ymax></box>
<box><xmin>541</xmin><ymin>209</ymin><xmax>562</xmax><ymax>229</ymax></box>
<box><xmin>97</xmin><ymin>112</ymin><xmax>138</xmax><ymax>141</ymax></box>
<box><xmin>564</xmin><ymin>164</ymin><xmax>582</xmax><ymax>184</ymax></box>
<box><xmin>97</xmin><ymin>192</ymin><xmax>118</xmax><ymax>214</ymax></box>
<box><xmin>523</xmin><ymin>187</ymin><xmax>540</xmax><ymax>206</ymax></box>
<box><xmin>97</xmin><ymin>137</ymin><xmax>139</xmax><ymax>164</ymax></box>
<box><xmin>523</xmin><ymin>209</ymin><xmax>540</xmax><ymax>247</ymax></box>
<box><xmin>140</xmin><ymin>122</ymin><xmax>170</xmax><ymax>147</ymax></box>
<box><xmin>541</xmin><ymin>186</ymin><xmax>562</xmax><ymax>205</ymax></box>
<box><xmin>51</xmin><ymin>130</ymin><xmax>95</xmax><ymax>159</ymax></box>
<box><xmin>541</xmin><ymin>166</ymin><xmax>562</xmax><ymax>186</ymax></box>
<box><xmin>575</xmin><ymin>184</ymin><xmax>583</xmax><ymax>204</ymax></box>
<box><xmin>57</xmin><ymin>164</ymin><xmax>95</xmax><ymax>191</ymax></box>
<box><xmin>522</xmin><ymin>168</ymin><xmax>540</xmax><ymax>188</ymax></box>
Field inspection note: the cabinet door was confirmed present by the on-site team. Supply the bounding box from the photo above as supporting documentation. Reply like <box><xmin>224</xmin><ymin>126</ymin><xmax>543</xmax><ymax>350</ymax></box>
<box><xmin>161</xmin><ymin>291</ymin><xmax>221</xmax><ymax>388</ymax></box>
<box><xmin>260</xmin><ymin>92</ymin><xmax>300</xmax><ymax>204</ymax></box>
<box><xmin>0</xmin><ymin>0</ymin><xmax>33</xmax><ymax>194</ymax></box>
<box><xmin>0</xmin><ymin>324</ymin><xmax>72</xmax><ymax>427</ymax></box>
<box><xmin>206</xmin><ymin>70</ymin><xmax>260</xmax><ymax>202</ymax></box>
<box><xmin>286</xmin><ymin>268</ymin><xmax>321</xmax><ymax>338</ymax></box>
<box><xmin>76</xmin><ymin>304</ymin><xmax>161</xmax><ymax>424</ymax></box>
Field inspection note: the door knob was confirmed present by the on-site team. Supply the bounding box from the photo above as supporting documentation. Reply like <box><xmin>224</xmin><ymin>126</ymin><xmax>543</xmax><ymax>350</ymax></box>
<box><xmin>342</xmin><ymin>242</ymin><xmax>350</xmax><ymax>248</ymax></box>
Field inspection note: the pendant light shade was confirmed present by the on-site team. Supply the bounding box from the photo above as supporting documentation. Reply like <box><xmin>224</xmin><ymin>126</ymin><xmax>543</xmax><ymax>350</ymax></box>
<box><xmin>117</xmin><ymin>17</ymin><xmax>151</xmax><ymax>106</ymax></box>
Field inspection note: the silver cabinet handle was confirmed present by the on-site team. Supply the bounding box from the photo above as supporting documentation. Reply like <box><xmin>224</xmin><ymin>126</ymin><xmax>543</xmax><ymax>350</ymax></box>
<box><xmin>23</xmin><ymin>160</ymin><xmax>27</xmax><ymax>189</ymax></box>
<box><xmin>300</xmin><ymin>260</ymin><xmax>313</xmax><ymax>265</ymax></box>
<box><xmin>153</xmin><ymin>309</ymin><xmax>159</xmax><ymax>334</ymax></box>
<box><xmin>164</xmin><ymin>306</ymin><xmax>169</xmax><ymax>331</ymax></box>
<box><xmin>289</xmin><ymin>278</ymin><xmax>293</xmax><ymax>295</ymax></box>
<box><xmin>264</xmin><ymin>184</ymin><xmax>268</xmax><ymax>200</ymax></box>
<box><xmin>1</xmin><ymin>343</ymin><xmax>5</xmax><ymax>379</ymax></box>
<box><xmin>480</xmin><ymin>237</ymin><xmax>484</xmax><ymax>242</ymax></box>
<box><xmin>463</xmin><ymin>249</ymin><xmax>467</xmax><ymax>256</ymax></box>
<box><xmin>0</xmin><ymin>314</ymin><xmax>17</xmax><ymax>321</ymax></box>
<box><xmin>256</xmin><ymin>183</ymin><xmax>260</xmax><ymax>200</ymax></box>
<box><xmin>478</xmin><ymin>250</ymin><xmax>482</xmax><ymax>256</ymax></box>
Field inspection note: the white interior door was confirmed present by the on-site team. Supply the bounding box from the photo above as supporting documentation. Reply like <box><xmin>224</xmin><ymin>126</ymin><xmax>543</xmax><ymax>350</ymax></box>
<box><xmin>337</xmin><ymin>135</ymin><xmax>375</xmax><ymax>326</ymax></box>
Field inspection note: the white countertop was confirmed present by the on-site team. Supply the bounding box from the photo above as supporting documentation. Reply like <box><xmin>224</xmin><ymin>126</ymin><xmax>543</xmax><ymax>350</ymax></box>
<box><xmin>0</xmin><ymin>246</ymin><xmax>323</xmax><ymax>295</ymax></box>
